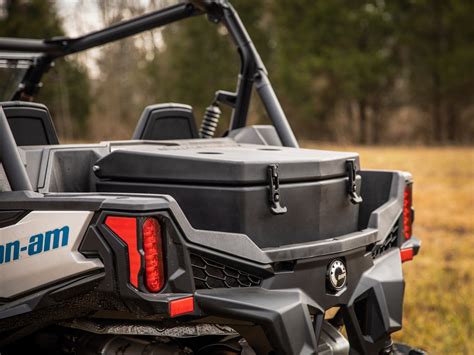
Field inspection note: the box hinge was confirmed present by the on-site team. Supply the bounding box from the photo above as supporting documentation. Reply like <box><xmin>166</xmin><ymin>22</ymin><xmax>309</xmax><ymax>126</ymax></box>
<box><xmin>346</xmin><ymin>159</ymin><xmax>363</xmax><ymax>205</ymax></box>
<box><xmin>267</xmin><ymin>164</ymin><xmax>287</xmax><ymax>215</ymax></box>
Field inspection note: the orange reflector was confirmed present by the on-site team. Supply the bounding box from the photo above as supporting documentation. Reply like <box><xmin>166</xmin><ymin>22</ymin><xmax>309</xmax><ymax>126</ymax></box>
<box><xmin>400</xmin><ymin>248</ymin><xmax>414</xmax><ymax>263</ymax></box>
<box><xmin>169</xmin><ymin>296</ymin><xmax>194</xmax><ymax>317</ymax></box>
<box><xmin>105</xmin><ymin>216</ymin><xmax>140</xmax><ymax>288</ymax></box>
<box><xmin>142</xmin><ymin>218</ymin><xmax>165</xmax><ymax>292</ymax></box>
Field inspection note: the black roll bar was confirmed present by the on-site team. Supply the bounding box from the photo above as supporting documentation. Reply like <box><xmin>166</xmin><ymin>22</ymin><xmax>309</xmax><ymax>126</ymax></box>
<box><xmin>255</xmin><ymin>73</ymin><xmax>298</xmax><ymax>147</ymax></box>
<box><xmin>0</xmin><ymin>38</ymin><xmax>60</xmax><ymax>54</ymax></box>
<box><xmin>217</xmin><ymin>2</ymin><xmax>298</xmax><ymax>147</ymax></box>
<box><xmin>0</xmin><ymin>3</ymin><xmax>200</xmax><ymax>56</ymax></box>
<box><xmin>0</xmin><ymin>106</ymin><xmax>33</xmax><ymax>191</ymax></box>
<box><xmin>55</xmin><ymin>3</ymin><xmax>200</xmax><ymax>56</ymax></box>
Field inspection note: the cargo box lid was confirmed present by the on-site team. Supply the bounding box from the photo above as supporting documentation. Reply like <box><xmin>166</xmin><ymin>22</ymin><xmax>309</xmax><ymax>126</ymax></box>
<box><xmin>94</xmin><ymin>141</ymin><xmax>360</xmax><ymax>185</ymax></box>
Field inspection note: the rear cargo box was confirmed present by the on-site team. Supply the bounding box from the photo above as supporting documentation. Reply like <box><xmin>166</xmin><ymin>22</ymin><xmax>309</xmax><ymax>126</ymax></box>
<box><xmin>95</xmin><ymin>141</ymin><xmax>361</xmax><ymax>248</ymax></box>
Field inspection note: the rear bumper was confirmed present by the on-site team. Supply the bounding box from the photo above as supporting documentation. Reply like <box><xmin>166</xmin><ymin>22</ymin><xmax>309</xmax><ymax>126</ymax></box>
<box><xmin>0</xmin><ymin>168</ymin><xmax>415</xmax><ymax>354</ymax></box>
<box><xmin>195</xmin><ymin>249</ymin><xmax>405</xmax><ymax>355</ymax></box>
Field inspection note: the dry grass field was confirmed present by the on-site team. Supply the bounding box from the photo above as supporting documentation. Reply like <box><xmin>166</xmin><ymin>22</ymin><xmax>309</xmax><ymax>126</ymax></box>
<box><xmin>306</xmin><ymin>144</ymin><xmax>474</xmax><ymax>354</ymax></box>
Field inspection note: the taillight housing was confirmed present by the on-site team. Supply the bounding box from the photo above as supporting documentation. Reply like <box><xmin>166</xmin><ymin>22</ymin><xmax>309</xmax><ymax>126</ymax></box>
<box><xmin>142</xmin><ymin>217</ymin><xmax>165</xmax><ymax>292</ymax></box>
<box><xmin>105</xmin><ymin>215</ymin><xmax>165</xmax><ymax>293</ymax></box>
<box><xmin>403</xmin><ymin>183</ymin><xmax>413</xmax><ymax>240</ymax></box>
<box><xmin>105</xmin><ymin>216</ymin><xmax>141</xmax><ymax>288</ymax></box>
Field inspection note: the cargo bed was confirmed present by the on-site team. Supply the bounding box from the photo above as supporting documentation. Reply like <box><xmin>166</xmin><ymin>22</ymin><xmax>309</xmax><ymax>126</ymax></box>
<box><xmin>95</xmin><ymin>140</ymin><xmax>362</xmax><ymax>247</ymax></box>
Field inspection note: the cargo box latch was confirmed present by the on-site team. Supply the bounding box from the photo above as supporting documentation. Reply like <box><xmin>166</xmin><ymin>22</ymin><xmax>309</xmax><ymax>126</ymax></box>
<box><xmin>346</xmin><ymin>159</ymin><xmax>363</xmax><ymax>205</ymax></box>
<box><xmin>267</xmin><ymin>164</ymin><xmax>287</xmax><ymax>215</ymax></box>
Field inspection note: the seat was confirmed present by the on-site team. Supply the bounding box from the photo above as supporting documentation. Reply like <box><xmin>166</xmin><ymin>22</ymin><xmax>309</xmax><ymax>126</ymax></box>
<box><xmin>132</xmin><ymin>103</ymin><xmax>198</xmax><ymax>140</ymax></box>
<box><xmin>0</xmin><ymin>101</ymin><xmax>59</xmax><ymax>146</ymax></box>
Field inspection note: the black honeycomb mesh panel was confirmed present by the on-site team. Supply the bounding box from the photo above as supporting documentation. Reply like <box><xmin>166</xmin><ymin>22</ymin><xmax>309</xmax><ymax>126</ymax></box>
<box><xmin>190</xmin><ymin>254</ymin><xmax>262</xmax><ymax>289</ymax></box>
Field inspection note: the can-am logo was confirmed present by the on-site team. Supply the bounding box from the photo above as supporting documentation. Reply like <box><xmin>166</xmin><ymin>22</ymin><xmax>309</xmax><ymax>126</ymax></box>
<box><xmin>0</xmin><ymin>226</ymin><xmax>70</xmax><ymax>265</ymax></box>
<box><xmin>327</xmin><ymin>259</ymin><xmax>347</xmax><ymax>291</ymax></box>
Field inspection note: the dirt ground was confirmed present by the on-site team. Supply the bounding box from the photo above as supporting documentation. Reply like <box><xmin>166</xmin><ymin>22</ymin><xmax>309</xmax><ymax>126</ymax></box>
<box><xmin>306</xmin><ymin>144</ymin><xmax>474</xmax><ymax>354</ymax></box>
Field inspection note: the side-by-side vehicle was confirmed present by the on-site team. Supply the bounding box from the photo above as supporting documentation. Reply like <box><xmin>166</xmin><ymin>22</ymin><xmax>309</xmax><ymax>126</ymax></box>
<box><xmin>0</xmin><ymin>1</ymin><xmax>422</xmax><ymax>354</ymax></box>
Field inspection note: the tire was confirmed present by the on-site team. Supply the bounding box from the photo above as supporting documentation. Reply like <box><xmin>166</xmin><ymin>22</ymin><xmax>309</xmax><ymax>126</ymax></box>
<box><xmin>392</xmin><ymin>342</ymin><xmax>427</xmax><ymax>355</ymax></box>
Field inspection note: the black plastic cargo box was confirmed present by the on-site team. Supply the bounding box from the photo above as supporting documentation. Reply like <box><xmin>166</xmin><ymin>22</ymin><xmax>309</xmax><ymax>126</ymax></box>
<box><xmin>95</xmin><ymin>141</ymin><xmax>362</xmax><ymax>248</ymax></box>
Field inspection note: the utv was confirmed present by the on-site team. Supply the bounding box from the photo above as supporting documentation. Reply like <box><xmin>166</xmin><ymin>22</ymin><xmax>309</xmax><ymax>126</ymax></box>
<box><xmin>0</xmin><ymin>1</ymin><xmax>421</xmax><ymax>354</ymax></box>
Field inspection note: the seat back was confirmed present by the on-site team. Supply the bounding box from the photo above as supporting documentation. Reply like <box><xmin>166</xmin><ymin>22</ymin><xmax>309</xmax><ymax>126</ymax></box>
<box><xmin>0</xmin><ymin>101</ymin><xmax>59</xmax><ymax>146</ymax></box>
<box><xmin>132</xmin><ymin>103</ymin><xmax>198</xmax><ymax>140</ymax></box>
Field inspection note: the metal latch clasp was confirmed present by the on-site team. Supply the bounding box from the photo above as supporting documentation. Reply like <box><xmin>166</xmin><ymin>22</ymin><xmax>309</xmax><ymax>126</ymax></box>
<box><xmin>346</xmin><ymin>159</ymin><xmax>363</xmax><ymax>205</ymax></box>
<box><xmin>267</xmin><ymin>164</ymin><xmax>287</xmax><ymax>215</ymax></box>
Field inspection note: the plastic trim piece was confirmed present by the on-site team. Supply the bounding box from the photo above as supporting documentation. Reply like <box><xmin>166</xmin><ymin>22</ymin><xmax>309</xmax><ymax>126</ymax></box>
<box><xmin>104</xmin><ymin>216</ymin><xmax>140</xmax><ymax>288</ymax></box>
<box><xmin>195</xmin><ymin>288</ymin><xmax>318</xmax><ymax>354</ymax></box>
<box><xmin>169</xmin><ymin>296</ymin><xmax>194</xmax><ymax>317</ymax></box>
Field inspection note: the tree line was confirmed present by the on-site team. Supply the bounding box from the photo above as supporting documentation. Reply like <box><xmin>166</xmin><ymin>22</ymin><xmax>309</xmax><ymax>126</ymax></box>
<box><xmin>1</xmin><ymin>0</ymin><xmax>473</xmax><ymax>144</ymax></box>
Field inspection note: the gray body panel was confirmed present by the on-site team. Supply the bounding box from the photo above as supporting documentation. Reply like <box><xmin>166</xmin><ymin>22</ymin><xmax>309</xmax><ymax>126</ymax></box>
<box><xmin>11</xmin><ymin>133</ymin><xmax>409</xmax><ymax>262</ymax></box>
<box><xmin>0</xmin><ymin>211</ymin><xmax>102</xmax><ymax>298</ymax></box>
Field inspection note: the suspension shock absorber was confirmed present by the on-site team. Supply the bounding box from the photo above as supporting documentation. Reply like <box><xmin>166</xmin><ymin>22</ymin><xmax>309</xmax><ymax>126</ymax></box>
<box><xmin>199</xmin><ymin>103</ymin><xmax>221</xmax><ymax>139</ymax></box>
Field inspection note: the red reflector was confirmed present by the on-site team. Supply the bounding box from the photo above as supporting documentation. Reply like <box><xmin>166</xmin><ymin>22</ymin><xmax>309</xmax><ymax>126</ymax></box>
<box><xmin>142</xmin><ymin>218</ymin><xmax>165</xmax><ymax>292</ymax></box>
<box><xmin>105</xmin><ymin>216</ymin><xmax>140</xmax><ymax>288</ymax></box>
<box><xmin>403</xmin><ymin>184</ymin><xmax>413</xmax><ymax>240</ymax></box>
<box><xmin>400</xmin><ymin>248</ymin><xmax>414</xmax><ymax>263</ymax></box>
<box><xmin>169</xmin><ymin>296</ymin><xmax>194</xmax><ymax>317</ymax></box>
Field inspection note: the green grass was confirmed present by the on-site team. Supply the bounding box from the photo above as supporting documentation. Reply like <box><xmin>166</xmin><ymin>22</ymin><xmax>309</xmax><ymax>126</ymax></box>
<box><xmin>305</xmin><ymin>144</ymin><xmax>474</xmax><ymax>354</ymax></box>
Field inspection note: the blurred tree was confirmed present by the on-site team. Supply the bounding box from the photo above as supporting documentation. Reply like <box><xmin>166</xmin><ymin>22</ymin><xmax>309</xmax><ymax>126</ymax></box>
<box><xmin>270</xmin><ymin>0</ymin><xmax>399</xmax><ymax>143</ymax></box>
<box><xmin>147</xmin><ymin>16</ymin><xmax>238</xmax><ymax>126</ymax></box>
<box><xmin>142</xmin><ymin>0</ymin><xmax>270</xmax><ymax>134</ymax></box>
<box><xmin>0</xmin><ymin>0</ymin><xmax>91</xmax><ymax>141</ymax></box>
<box><xmin>87</xmin><ymin>0</ymin><xmax>474</xmax><ymax>144</ymax></box>
<box><xmin>89</xmin><ymin>0</ymin><xmax>151</xmax><ymax>139</ymax></box>
<box><xmin>401</xmin><ymin>0</ymin><xmax>474</xmax><ymax>144</ymax></box>
<box><xmin>3</xmin><ymin>0</ymin><xmax>472</xmax><ymax>144</ymax></box>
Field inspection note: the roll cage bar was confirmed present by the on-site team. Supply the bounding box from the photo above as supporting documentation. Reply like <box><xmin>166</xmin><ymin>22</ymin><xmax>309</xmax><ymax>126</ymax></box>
<box><xmin>0</xmin><ymin>0</ymin><xmax>298</xmax><ymax>148</ymax></box>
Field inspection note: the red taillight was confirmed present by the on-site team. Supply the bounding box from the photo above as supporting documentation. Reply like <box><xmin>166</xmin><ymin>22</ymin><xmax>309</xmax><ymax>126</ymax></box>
<box><xmin>142</xmin><ymin>218</ymin><xmax>165</xmax><ymax>292</ymax></box>
<box><xmin>105</xmin><ymin>216</ymin><xmax>165</xmax><ymax>292</ymax></box>
<box><xmin>403</xmin><ymin>184</ymin><xmax>413</xmax><ymax>240</ymax></box>
<box><xmin>169</xmin><ymin>296</ymin><xmax>194</xmax><ymax>317</ymax></box>
<box><xmin>400</xmin><ymin>248</ymin><xmax>414</xmax><ymax>263</ymax></box>
<box><xmin>105</xmin><ymin>216</ymin><xmax>140</xmax><ymax>288</ymax></box>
